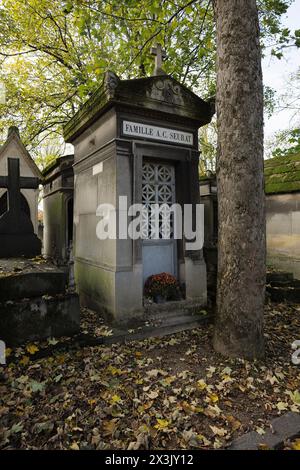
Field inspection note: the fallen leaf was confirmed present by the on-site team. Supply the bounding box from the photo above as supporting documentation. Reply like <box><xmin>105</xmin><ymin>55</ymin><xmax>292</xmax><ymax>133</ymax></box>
<box><xmin>103</xmin><ymin>419</ymin><xmax>118</xmax><ymax>437</ymax></box>
<box><xmin>147</xmin><ymin>390</ymin><xmax>159</xmax><ymax>399</ymax></box>
<box><xmin>276</xmin><ymin>401</ymin><xmax>288</xmax><ymax>411</ymax></box>
<box><xmin>256</xmin><ymin>426</ymin><xmax>265</xmax><ymax>435</ymax></box>
<box><xmin>291</xmin><ymin>439</ymin><xmax>300</xmax><ymax>450</ymax></box>
<box><xmin>26</xmin><ymin>344</ymin><xmax>39</xmax><ymax>355</ymax></box>
<box><xmin>197</xmin><ymin>379</ymin><xmax>207</xmax><ymax>391</ymax></box>
<box><xmin>154</xmin><ymin>419</ymin><xmax>170</xmax><ymax>431</ymax></box>
<box><xmin>209</xmin><ymin>425</ymin><xmax>227</xmax><ymax>437</ymax></box>
<box><xmin>111</xmin><ymin>394</ymin><xmax>122</xmax><ymax>404</ymax></box>
<box><xmin>19</xmin><ymin>355</ymin><xmax>30</xmax><ymax>366</ymax></box>
<box><xmin>207</xmin><ymin>393</ymin><xmax>219</xmax><ymax>403</ymax></box>
<box><xmin>70</xmin><ymin>442</ymin><xmax>79</xmax><ymax>450</ymax></box>
<box><xmin>10</xmin><ymin>423</ymin><xmax>24</xmax><ymax>434</ymax></box>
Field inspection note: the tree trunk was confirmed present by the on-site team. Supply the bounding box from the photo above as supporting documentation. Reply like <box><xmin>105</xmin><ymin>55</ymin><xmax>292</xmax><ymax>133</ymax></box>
<box><xmin>213</xmin><ymin>0</ymin><xmax>265</xmax><ymax>359</ymax></box>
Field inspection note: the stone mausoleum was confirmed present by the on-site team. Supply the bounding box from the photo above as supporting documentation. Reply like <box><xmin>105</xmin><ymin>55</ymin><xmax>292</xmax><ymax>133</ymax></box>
<box><xmin>64</xmin><ymin>66</ymin><xmax>213</xmax><ymax>321</ymax></box>
<box><xmin>43</xmin><ymin>154</ymin><xmax>74</xmax><ymax>262</ymax></box>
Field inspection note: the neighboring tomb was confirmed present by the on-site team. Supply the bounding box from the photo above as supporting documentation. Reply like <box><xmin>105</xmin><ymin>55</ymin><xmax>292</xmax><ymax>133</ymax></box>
<box><xmin>0</xmin><ymin>127</ymin><xmax>41</xmax><ymax>234</ymax></box>
<box><xmin>199</xmin><ymin>174</ymin><xmax>218</xmax><ymax>248</ymax></box>
<box><xmin>64</xmin><ymin>67</ymin><xmax>213</xmax><ymax>322</ymax></box>
<box><xmin>199</xmin><ymin>174</ymin><xmax>218</xmax><ymax>302</ymax></box>
<box><xmin>201</xmin><ymin>153</ymin><xmax>300</xmax><ymax>285</ymax></box>
<box><xmin>0</xmin><ymin>127</ymin><xmax>42</xmax><ymax>257</ymax></box>
<box><xmin>43</xmin><ymin>154</ymin><xmax>74</xmax><ymax>262</ymax></box>
<box><xmin>265</xmin><ymin>153</ymin><xmax>300</xmax><ymax>279</ymax></box>
<box><xmin>0</xmin><ymin>257</ymin><xmax>80</xmax><ymax>346</ymax></box>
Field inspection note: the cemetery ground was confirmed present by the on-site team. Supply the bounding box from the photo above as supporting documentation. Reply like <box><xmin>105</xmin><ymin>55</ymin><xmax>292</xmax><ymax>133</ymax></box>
<box><xmin>1</xmin><ymin>301</ymin><xmax>300</xmax><ymax>450</ymax></box>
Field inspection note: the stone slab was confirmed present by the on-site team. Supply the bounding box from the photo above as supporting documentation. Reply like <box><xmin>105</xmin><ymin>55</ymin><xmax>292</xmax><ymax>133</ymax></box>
<box><xmin>266</xmin><ymin>272</ymin><xmax>294</xmax><ymax>283</ymax></box>
<box><xmin>267</xmin><ymin>286</ymin><xmax>300</xmax><ymax>303</ymax></box>
<box><xmin>0</xmin><ymin>233</ymin><xmax>41</xmax><ymax>258</ymax></box>
<box><xmin>0</xmin><ymin>293</ymin><xmax>80</xmax><ymax>346</ymax></box>
<box><xmin>90</xmin><ymin>312</ymin><xmax>211</xmax><ymax>346</ymax></box>
<box><xmin>229</xmin><ymin>412</ymin><xmax>300</xmax><ymax>450</ymax></box>
<box><xmin>0</xmin><ymin>271</ymin><xmax>67</xmax><ymax>301</ymax></box>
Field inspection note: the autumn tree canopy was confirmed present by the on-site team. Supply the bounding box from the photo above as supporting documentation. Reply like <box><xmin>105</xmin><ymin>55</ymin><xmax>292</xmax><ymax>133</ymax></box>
<box><xmin>0</xmin><ymin>0</ymin><xmax>298</xmax><ymax>162</ymax></box>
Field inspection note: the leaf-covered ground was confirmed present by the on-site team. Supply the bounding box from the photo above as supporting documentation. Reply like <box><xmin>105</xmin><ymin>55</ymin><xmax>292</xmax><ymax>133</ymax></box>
<box><xmin>0</xmin><ymin>302</ymin><xmax>300</xmax><ymax>450</ymax></box>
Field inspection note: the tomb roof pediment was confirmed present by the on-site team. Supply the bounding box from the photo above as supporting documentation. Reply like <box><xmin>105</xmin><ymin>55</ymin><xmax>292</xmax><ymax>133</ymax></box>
<box><xmin>0</xmin><ymin>127</ymin><xmax>42</xmax><ymax>179</ymax></box>
<box><xmin>64</xmin><ymin>72</ymin><xmax>214</xmax><ymax>142</ymax></box>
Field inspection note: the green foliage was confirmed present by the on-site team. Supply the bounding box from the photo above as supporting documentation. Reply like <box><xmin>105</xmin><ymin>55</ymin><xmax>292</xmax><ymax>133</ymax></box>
<box><xmin>264</xmin><ymin>85</ymin><xmax>277</xmax><ymax>118</ymax></box>
<box><xmin>268</xmin><ymin>128</ymin><xmax>300</xmax><ymax>158</ymax></box>
<box><xmin>199</xmin><ymin>120</ymin><xmax>217</xmax><ymax>175</ymax></box>
<box><xmin>0</xmin><ymin>0</ymin><xmax>297</xmax><ymax>167</ymax></box>
<box><xmin>34</xmin><ymin>138</ymin><xmax>64</xmax><ymax>170</ymax></box>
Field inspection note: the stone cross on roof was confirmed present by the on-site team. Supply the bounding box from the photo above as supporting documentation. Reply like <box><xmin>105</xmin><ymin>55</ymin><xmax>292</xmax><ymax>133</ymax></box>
<box><xmin>150</xmin><ymin>43</ymin><xmax>167</xmax><ymax>76</ymax></box>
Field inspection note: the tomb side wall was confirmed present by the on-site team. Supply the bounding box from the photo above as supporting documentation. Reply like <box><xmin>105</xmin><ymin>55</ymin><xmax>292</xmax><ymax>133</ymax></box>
<box><xmin>266</xmin><ymin>192</ymin><xmax>300</xmax><ymax>279</ymax></box>
<box><xmin>43</xmin><ymin>191</ymin><xmax>66</xmax><ymax>260</ymax></box>
<box><xmin>73</xmin><ymin>111</ymin><xmax>120</xmax><ymax>319</ymax></box>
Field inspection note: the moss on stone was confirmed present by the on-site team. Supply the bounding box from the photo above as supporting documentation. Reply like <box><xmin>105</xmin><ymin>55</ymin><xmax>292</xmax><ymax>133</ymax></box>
<box><xmin>264</xmin><ymin>153</ymin><xmax>300</xmax><ymax>194</ymax></box>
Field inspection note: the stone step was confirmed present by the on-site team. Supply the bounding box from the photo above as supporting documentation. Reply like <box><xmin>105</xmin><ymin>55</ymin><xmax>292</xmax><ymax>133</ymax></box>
<box><xmin>147</xmin><ymin>311</ymin><xmax>208</xmax><ymax>327</ymax></box>
<box><xmin>144</xmin><ymin>299</ymin><xmax>205</xmax><ymax>315</ymax></box>
<box><xmin>266</xmin><ymin>271</ymin><xmax>294</xmax><ymax>283</ymax></box>
<box><xmin>102</xmin><ymin>313</ymin><xmax>210</xmax><ymax>345</ymax></box>
<box><xmin>268</xmin><ymin>279</ymin><xmax>300</xmax><ymax>288</ymax></box>
<box><xmin>266</xmin><ymin>285</ymin><xmax>300</xmax><ymax>303</ymax></box>
<box><xmin>147</xmin><ymin>308</ymin><xmax>203</xmax><ymax>321</ymax></box>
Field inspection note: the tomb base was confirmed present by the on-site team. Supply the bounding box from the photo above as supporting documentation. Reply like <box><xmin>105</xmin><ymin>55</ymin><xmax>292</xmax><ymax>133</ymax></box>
<box><xmin>0</xmin><ymin>233</ymin><xmax>41</xmax><ymax>258</ymax></box>
<box><xmin>0</xmin><ymin>293</ymin><xmax>80</xmax><ymax>346</ymax></box>
<box><xmin>184</xmin><ymin>256</ymin><xmax>207</xmax><ymax>304</ymax></box>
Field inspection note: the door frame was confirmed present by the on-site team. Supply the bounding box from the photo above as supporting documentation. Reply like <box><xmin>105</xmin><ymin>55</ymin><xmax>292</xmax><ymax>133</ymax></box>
<box><xmin>141</xmin><ymin>159</ymin><xmax>177</xmax><ymax>281</ymax></box>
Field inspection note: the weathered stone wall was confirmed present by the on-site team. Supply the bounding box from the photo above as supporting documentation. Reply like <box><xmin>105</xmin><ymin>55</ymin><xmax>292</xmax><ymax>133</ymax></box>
<box><xmin>42</xmin><ymin>154</ymin><xmax>74</xmax><ymax>262</ymax></box>
<box><xmin>73</xmin><ymin>130</ymin><xmax>144</xmax><ymax>321</ymax></box>
<box><xmin>72</xmin><ymin>109</ymin><xmax>116</xmax><ymax>163</ymax></box>
<box><xmin>72</xmin><ymin>110</ymin><xmax>133</xmax><ymax>320</ymax></box>
<box><xmin>0</xmin><ymin>294</ymin><xmax>80</xmax><ymax>346</ymax></box>
<box><xmin>266</xmin><ymin>193</ymin><xmax>300</xmax><ymax>279</ymax></box>
<box><xmin>43</xmin><ymin>191</ymin><xmax>65</xmax><ymax>259</ymax></box>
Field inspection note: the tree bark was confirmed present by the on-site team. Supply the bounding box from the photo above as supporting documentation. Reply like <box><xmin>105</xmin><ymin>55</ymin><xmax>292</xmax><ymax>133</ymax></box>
<box><xmin>213</xmin><ymin>0</ymin><xmax>265</xmax><ymax>359</ymax></box>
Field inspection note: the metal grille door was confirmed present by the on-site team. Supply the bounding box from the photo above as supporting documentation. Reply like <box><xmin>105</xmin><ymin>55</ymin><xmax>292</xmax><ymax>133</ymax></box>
<box><xmin>141</xmin><ymin>161</ymin><xmax>177</xmax><ymax>281</ymax></box>
<box><xmin>142</xmin><ymin>162</ymin><xmax>175</xmax><ymax>240</ymax></box>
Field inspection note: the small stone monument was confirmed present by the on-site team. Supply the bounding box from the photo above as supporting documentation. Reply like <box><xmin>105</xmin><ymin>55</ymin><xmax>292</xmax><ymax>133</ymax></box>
<box><xmin>0</xmin><ymin>157</ymin><xmax>41</xmax><ymax>257</ymax></box>
<box><xmin>0</xmin><ymin>126</ymin><xmax>42</xmax><ymax>257</ymax></box>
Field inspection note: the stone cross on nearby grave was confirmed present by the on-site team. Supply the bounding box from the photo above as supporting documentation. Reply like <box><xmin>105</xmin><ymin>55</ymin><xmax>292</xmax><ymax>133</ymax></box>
<box><xmin>0</xmin><ymin>157</ymin><xmax>41</xmax><ymax>256</ymax></box>
<box><xmin>150</xmin><ymin>43</ymin><xmax>167</xmax><ymax>76</ymax></box>
<box><xmin>0</xmin><ymin>158</ymin><xmax>39</xmax><ymax>224</ymax></box>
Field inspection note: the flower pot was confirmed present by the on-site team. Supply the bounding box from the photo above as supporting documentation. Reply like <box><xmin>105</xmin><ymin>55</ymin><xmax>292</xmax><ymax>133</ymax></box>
<box><xmin>153</xmin><ymin>294</ymin><xmax>166</xmax><ymax>304</ymax></box>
